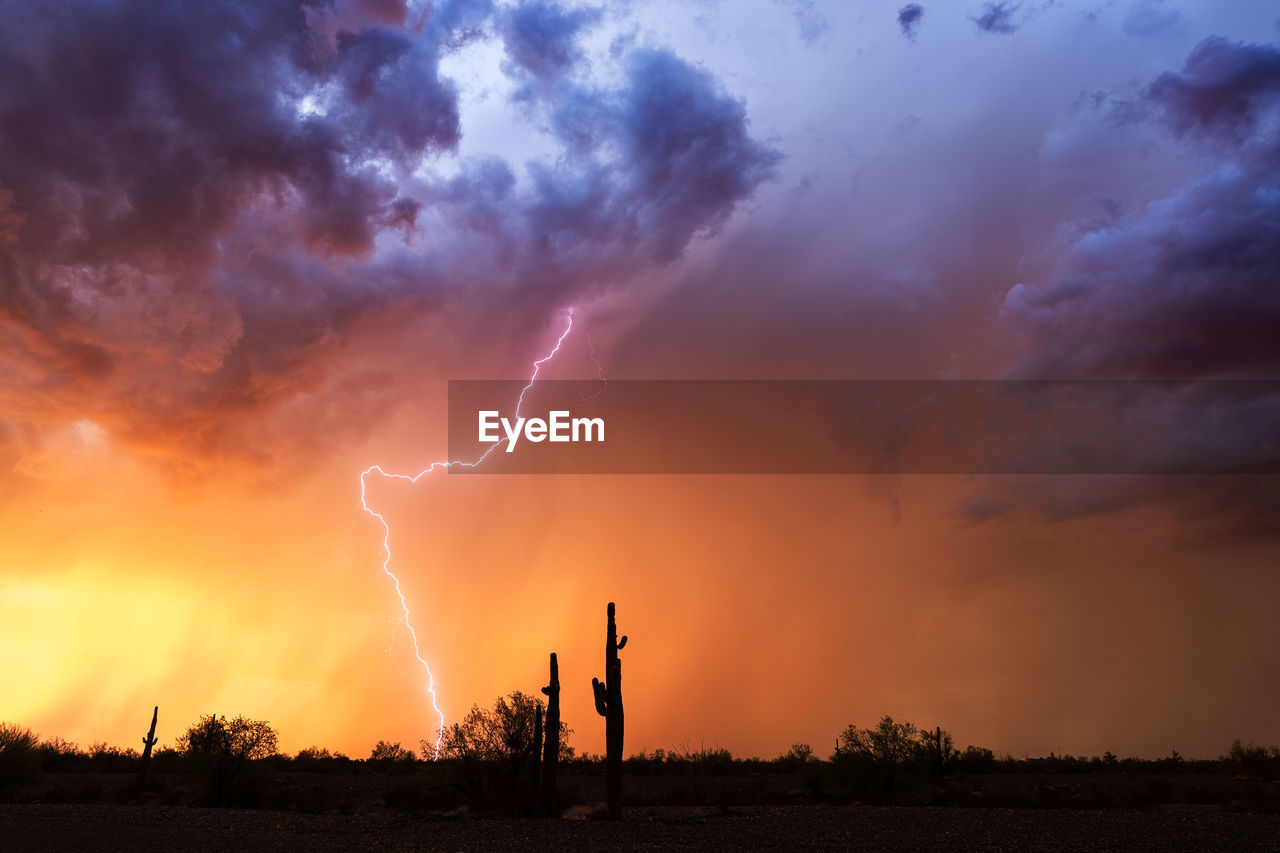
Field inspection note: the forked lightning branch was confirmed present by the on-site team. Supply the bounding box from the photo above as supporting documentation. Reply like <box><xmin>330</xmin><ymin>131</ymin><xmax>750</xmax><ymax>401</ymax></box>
<box><xmin>477</xmin><ymin>410</ymin><xmax>604</xmax><ymax>452</ymax></box>
<box><xmin>358</xmin><ymin>310</ymin><xmax>582</xmax><ymax>760</ymax></box>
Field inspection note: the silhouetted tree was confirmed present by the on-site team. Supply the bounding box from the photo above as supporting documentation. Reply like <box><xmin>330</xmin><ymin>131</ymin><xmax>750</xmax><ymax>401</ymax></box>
<box><xmin>839</xmin><ymin>715</ymin><xmax>920</xmax><ymax>765</ymax></box>
<box><xmin>781</xmin><ymin>742</ymin><xmax>814</xmax><ymax>769</ymax></box>
<box><xmin>836</xmin><ymin>715</ymin><xmax>925</xmax><ymax>793</ymax></box>
<box><xmin>957</xmin><ymin>744</ymin><xmax>995</xmax><ymax>772</ymax></box>
<box><xmin>439</xmin><ymin>691</ymin><xmax>571</xmax><ymax>782</ymax></box>
<box><xmin>176</xmin><ymin>714</ymin><xmax>278</xmax><ymax>804</ymax></box>
<box><xmin>368</xmin><ymin>740</ymin><xmax>416</xmax><ymax>769</ymax></box>
<box><xmin>0</xmin><ymin>723</ymin><xmax>40</xmax><ymax>787</ymax></box>
<box><xmin>1227</xmin><ymin>739</ymin><xmax>1280</xmax><ymax>778</ymax></box>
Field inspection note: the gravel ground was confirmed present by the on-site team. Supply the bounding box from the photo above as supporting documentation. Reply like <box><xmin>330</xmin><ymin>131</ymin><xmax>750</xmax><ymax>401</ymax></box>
<box><xmin>3</xmin><ymin>803</ymin><xmax>1279</xmax><ymax>852</ymax></box>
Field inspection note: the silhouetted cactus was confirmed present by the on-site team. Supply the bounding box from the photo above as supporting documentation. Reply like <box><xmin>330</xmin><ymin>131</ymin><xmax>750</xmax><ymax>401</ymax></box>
<box><xmin>540</xmin><ymin>652</ymin><xmax>561</xmax><ymax>810</ymax></box>
<box><xmin>926</xmin><ymin>725</ymin><xmax>956</xmax><ymax>778</ymax></box>
<box><xmin>591</xmin><ymin>602</ymin><xmax>626</xmax><ymax>817</ymax></box>
<box><xmin>139</xmin><ymin>706</ymin><xmax>158</xmax><ymax>786</ymax></box>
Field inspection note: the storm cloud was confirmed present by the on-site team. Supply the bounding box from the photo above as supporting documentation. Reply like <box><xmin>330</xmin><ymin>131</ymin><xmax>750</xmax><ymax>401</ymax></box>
<box><xmin>499</xmin><ymin>1</ymin><xmax>603</xmax><ymax>82</ymax></box>
<box><xmin>971</xmin><ymin>37</ymin><xmax>1280</xmax><ymax>539</ymax></box>
<box><xmin>972</xmin><ymin>2</ymin><xmax>1019</xmax><ymax>35</ymax></box>
<box><xmin>0</xmin><ymin>0</ymin><xmax>777</xmax><ymax>466</ymax></box>
<box><xmin>897</xmin><ymin>4</ymin><xmax>924</xmax><ymax>41</ymax></box>
<box><xmin>1000</xmin><ymin>37</ymin><xmax>1280</xmax><ymax>380</ymax></box>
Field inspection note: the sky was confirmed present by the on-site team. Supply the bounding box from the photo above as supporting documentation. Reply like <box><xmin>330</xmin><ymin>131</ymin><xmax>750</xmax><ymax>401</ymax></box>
<box><xmin>2</xmin><ymin>0</ymin><xmax>1279</xmax><ymax>760</ymax></box>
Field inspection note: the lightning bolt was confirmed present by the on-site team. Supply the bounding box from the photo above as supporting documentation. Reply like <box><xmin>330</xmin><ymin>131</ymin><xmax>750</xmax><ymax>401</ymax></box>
<box><xmin>359</xmin><ymin>309</ymin><xmax>577</xmax><ymax>760</ymax></box>
<box><xmin>582</xmin><ymin>331</ymin><xmax>608</xmax><ymax>401</ymax></box>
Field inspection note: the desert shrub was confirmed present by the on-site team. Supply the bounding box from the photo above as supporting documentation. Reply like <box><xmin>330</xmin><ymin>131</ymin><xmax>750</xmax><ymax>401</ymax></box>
<box><xmin>0</xmin><ymin>723</ymin><xmax>41</xmax><ymax>788</ymax></box>
<box><xmin>176</xmin><ymin>714</ymin><xmax>278</xmax><ymax>806</ymax></box>
<box><xmin>368</xmin><ymin>740</ymin><xmax>417</xmax><ymax>771</ymax></box>
<box><xmin>438</xmin><ymin>691</ymin><xmax>571</xmax><ymax>811</ymax></box>
<box><xmin>838</xmin><ymin>716</ymin><xmax>922</xmax><ymax>766</ymax></box>
<box><xmin>1226</xmin><ymin>740</ymin><xmax>1280</xmax><ymax>779</ymax></box>
<box><xmin>149</xmin><ymin>745</ymin><xmax>184</xmax><ymax>773</ymax></box>
<box><xmin>667</xmin><ymin>744</ymin><xmax>736</xmax><ymax>775</ymax></box>
<box><xmin>769</xmin><ymin>742</ymin><xmax>815</xmax><ymax>774</ymax></box>
<box><xmin>832</xmin><ymin>716</ymin><xmax>966</xmax><ymax>802</ymax></box>
<box><xmin>291</xmin><ymin>746</ymin><xmax>354</xmax><ymax>773</ymax></box>
<box><xmin>956</xmin><ymin>745</ymin><xmax>996</xmax><ymax>773</ymax></box>
<box><xmin>36</xmin><ymin>736</ymin><xmax>82</xmax><ymax>771</ymax></box>
<box><xmin>624</xmin><ymin>750</ymin><xmax>662</xmax><ymax>776</ymax></box>
<box><xmin>88</xmin><ymin>741</ymin><xmax>140</xmax><ymax>772</ymax></box>
<box><xmin>440</xmin><ymin>692</ymin><xmax>565</xmax><ymax>768</ymax></box>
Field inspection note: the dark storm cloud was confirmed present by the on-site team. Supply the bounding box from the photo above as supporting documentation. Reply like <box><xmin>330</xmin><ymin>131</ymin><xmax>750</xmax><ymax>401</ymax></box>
<box><xmin>0</xmin><ymin>1</ymin><xmax>459</xmax><ymax>458</ymax></box>
<box><xmin>973</xmin><ymin>38</ymin><xmax>1280</xmax><ymax>540</ymax></box>
<box><xmin>0</xmin><ymin>0</ymin><xmax>777</xmax><ymax>466</ymax></box>
<box><xmin>1000</xmin><ymin>38</ymin><xmax>1280</xmax><ymax>380</ymax></box>
<box><xmin>617</xmin><ymin>50</ymin><xmax>783</xmax><ymax>261</ymax></box>
<box><xmin>499</xmin><ymin>1</ymin><xmax>603</xmax><ymax>82</ymax></box>
<box><xmin>1147</xmin><ymin>36</ymin><xmax>1280</xmax><ymax>142</ymax></box>
<box><xmin>972</xmin><ymin>2</ymin><xmax>1019</xmax><ymax>35</ymax></box>
<box><xmin>898</xmin><ymin>4</ymin><xmax>925</xmax><ymax>40</ymax></box>
<box><xmin>421</xmin><ymin>46</ymin><xmax>781</xmax><ymax>293</ymax></box>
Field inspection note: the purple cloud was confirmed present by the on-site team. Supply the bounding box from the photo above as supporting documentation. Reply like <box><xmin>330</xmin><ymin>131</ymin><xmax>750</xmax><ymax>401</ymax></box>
<box><xmin>0</xmin><ymin>0</ymin><xmax>778</xmax><ymax>465</ymax></box>
<box><xmin>1000</xmin><ymin>38</ymin><xmax>1280</xmax><ymax>380</ymax></box>
<box><xmin>500</xmin><ymin>1</ymin><xmax>603</xmax><ymax>82</ymax></box>
<box><xmin>972</xmin><ymin>2</ymin><xmax>1019</xmax><ymax>35</ymax></box>
<box><xmin>898</xmin><ymin>4</ymin><xmax>925</xmax><ymax>40</ymax></box>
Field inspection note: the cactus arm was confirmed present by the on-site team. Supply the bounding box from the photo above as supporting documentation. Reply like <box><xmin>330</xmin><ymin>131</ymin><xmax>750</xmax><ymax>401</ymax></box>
<box><xmin>592</xmin><ymin>677</ymin><xmax>608</xmax><ymax>716</ymax></box>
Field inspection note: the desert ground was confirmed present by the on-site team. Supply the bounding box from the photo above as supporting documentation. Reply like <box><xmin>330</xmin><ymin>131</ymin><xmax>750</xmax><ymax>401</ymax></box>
<box><xmin>5</xmin><ymin>801</ymin><xmax>1280</xmax><ymax>852</ymax></box>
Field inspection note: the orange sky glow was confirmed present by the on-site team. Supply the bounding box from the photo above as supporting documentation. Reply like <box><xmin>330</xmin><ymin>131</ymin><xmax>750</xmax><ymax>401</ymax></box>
<box><xmin>4</xmin><ymin>403</ymin><xmax>1278</xmax><ymax>760</ymax></box>
<box><xmin>2</xmin><ymin>0</ymin><xmax>1279</xmax><ymax>768</ymax></box>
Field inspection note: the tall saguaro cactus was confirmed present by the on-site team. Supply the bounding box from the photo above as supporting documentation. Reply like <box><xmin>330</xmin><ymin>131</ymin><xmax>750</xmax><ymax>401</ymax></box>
<box><xmin>139</xmin><ymin>705</ymin><xmax>158</xmax><ymax>786</ymax></box>
<box><xmin>540</xmin><ymin>652</ymin><xmax>561</xmax><ymax>809</ymax></box>
<box><xmin>591</xmin><ymin>602</ymin><xmax>626</xmax><ymax>818</ymax></box>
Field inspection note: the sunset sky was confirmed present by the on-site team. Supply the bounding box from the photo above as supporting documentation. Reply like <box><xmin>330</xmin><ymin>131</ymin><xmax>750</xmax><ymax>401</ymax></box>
<box><xmin>2</xmin><ymin>0</ymin><xmax>1279</xmax><ymax>761</ymax></box>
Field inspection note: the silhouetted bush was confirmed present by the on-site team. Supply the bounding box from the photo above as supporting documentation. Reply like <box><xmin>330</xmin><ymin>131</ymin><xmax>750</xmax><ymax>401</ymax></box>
<box><xmin>35</xmin><ymin>736</ymin><xmax>81</xmax><ymax>771</ymax></box>
<box><xmin>149</xmin><ymin>745</ymin><xmax>184</xmax><ymax>773</ymax></box>
<box><xmin>832</xmin><ymin>716</ymin><xmax>934</xmax><ymax>801</ymax></box>
<box><xmin>176</xmin><ymin>714</ymin><xmax>279</xmax><ymax>806</ymax></box>
<box><xmin>290</xmin><ymin>746</ymin><xmax>355</xmax><ymax>773</ymax></box>
<box><xmin>0</xmin><ymin>723</ymin><xmax>41</xmax><ymax>789</ymax></box>
<box><xmin>438</xmin><ymin>690</ymin><xmax>572</xmax><ymax>811</ymax></box>
<box><xmin>1226</xmin><ymin>740</ymin><xmax>1280</xmax><ymax>779</ymax></box>
<box><xmin>775</xmin><ymin>742</ymin><xmax>815</xmax><ymax>773</ymax></box>
<box><xmin>956</xmin><ymin>745</ymin><xmax>996</xmax><ymax>773</ymax></box>
<box><xmin>88</xmin><ymin>741</ymin><xmax>141</xmax><ymax>772</ymax></box>
<box><xmin>368</xmin><ymin>740</ymin><xmax>417</xmax><ymax>771</ymax></box>
<box><xmin>838</xmin><ymin>716</ymin><xmax>922</xmax><ymax>766</ymax></box>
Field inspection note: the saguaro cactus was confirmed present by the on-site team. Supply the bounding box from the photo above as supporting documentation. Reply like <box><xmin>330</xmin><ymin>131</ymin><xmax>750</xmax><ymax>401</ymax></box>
<box><xmin>540</xmin><ymin>652</ymin><xmax>561</xmax><ymax>809</ymax></box>
<box><xmin>139</xmin><ymin>705</ymin><xmax>158</xmax><ymax>786</ymax></box>
<box><xmin>591</xmin><ymin>602</ymin><xmax>626</xmax><ymax>817</ymax></box>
